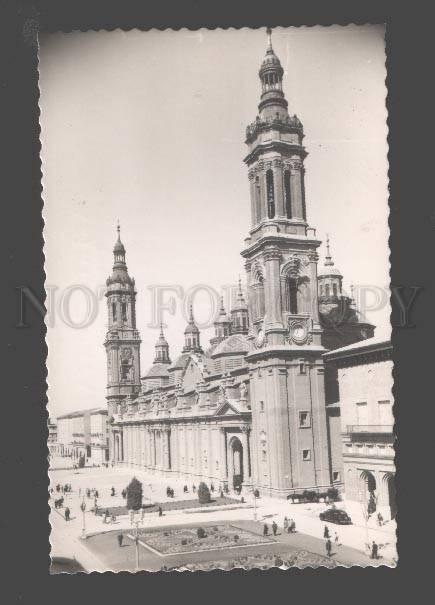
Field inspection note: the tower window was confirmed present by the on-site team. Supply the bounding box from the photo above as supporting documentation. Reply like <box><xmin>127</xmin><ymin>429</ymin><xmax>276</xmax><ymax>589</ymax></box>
<box><xmin>332</xmin><ymin>284</ymin><xmax>338</xmax><ymax>297</ymax></box>
<box><xmin>266</xmin><ymin>169</ymin><xmax>275</xmax><ymax>219</ymax></box>
<box><xmin>302</xmin><ymin>449</ymin><xmax>311</xmax><ymax>461</ymax></box>
<box><xmin>320</xmin><ymin>284</ymin><xmax>324</xmax><ymax>296</ymax></box>
<box><xmin>284</xmin><ymin>170</ymin><xmax>292</xmax><ymax>219</ymax></box>
<box><xmin>288</xmin><ymin>278</ymin><xmax>298</xmax><ymax>314</ymax></box>
<box><xmin>121</xmin><ymin>302</ymin><xmax>127</xmax><ymax>322</ymax></box>
<box><xmin>112</xmin><ymin>302</ymin><xmax>117</xmax><ymax>322</ymax></box>
<box><xmin>299</xmin><ymin>411</ymin><xmax>311</xmax><ymax>428</ymax></box>
<box><xmin>325</xmin><ymin>284</ymin><xmax>330</xmax><ymax>297</ymax></box>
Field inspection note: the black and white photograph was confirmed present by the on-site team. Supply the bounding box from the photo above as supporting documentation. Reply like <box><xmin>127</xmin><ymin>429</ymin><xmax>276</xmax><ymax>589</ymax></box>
<box><xmin>40</xmin><ymin>25</ymin><xmax>394</xmax><ymax>572</ymax></box>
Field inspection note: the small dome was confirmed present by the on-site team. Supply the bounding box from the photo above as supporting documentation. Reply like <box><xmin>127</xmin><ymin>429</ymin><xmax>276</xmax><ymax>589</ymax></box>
<box><xmin>318</xmin><ymin>265</ymin><xmax>342</xmax><ymax>278</ymax></box>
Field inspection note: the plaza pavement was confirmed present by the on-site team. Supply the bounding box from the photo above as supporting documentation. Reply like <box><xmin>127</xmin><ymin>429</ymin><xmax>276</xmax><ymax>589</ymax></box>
<box><xmin>49</xmin><ymin>464</ymin><xmax>397</xmax><ymax>571</ymax></box>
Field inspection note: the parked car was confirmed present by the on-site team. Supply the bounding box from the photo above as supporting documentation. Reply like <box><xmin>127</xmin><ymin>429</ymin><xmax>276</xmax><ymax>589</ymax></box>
<box><xmin>319</xmin><ymin>508</ymin><xmax>352</xmax><ymax>525</ymax></box>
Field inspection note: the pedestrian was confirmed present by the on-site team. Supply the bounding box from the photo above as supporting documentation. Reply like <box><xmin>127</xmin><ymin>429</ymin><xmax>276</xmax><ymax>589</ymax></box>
<box><xmin>377</xmin><ymin>512</ymin><xmax>384</xmax><ymax>527</ymax></box>
<box><xmin>326</xmin><ymin>538</ymin><xmax>332</xmax><ymax>557</ymax></box>
<box><xmin>210</xmin><ymin>483</ymin><xmax>215</xmax><ymax>493</ymax></box>
<box><xmin>283</xmin><ymin>517</ymin><xmax>289</xmax><ymax>532</ymax></box>
<box><xmin>371</xmin><ymin>541</ymin><xmax>379</xmax><ymax>560</ymax></box>
<box><xmin>272</xmin><ymin>521</ymin><xmax>278</xmax><ymax>536</ymax></box>
<box><xmin>104</xmin><ymin>509</ymin><xmax>110</xmax><ymax>524</ymax></box>
<box><xmin>111</xmin><ymin>486</ymin><xmax>115</xmax><ymax>497</ymax></box>
<box><xmin>95</xmin><ymin>490</ymin><xmax>99</xmax><ymax>498</ymax></box>
<box><xmin>334</xmin><ymin>532</ymin><xmax>339</xmax><ymax>546</ymax></box>
<box><xmin>220</xmin><ymin>489</ymin><xmax>224</xmax><ymax>499</ymax></box>
<box><xmin>65</xmin><ymin>507</ymin><xmax>70</xmax><ymax>522</ymax></box>
<box><xmin>323</xmin><ymin>525</ymin><xmax>330</xmax><ymax>539</ymax></box>
<box><xmin>183</xmin><ymin>485</ymin><xmax>188</xmax><ymax>493</ymax></box>
<box><xmin>158</xmin><ymin>506</ymin><xmax>163</xmax><ymax>517</ymax></box>
<box><xmin>192</xmin><ymin>484</ymin><xmax>196</xmax><ymax>493</ymax></box>
<box><xmin>117</xmin><ymin>533</ymin><xmax>123</xmax><ymax>547</ymax></box>
<box><xmin>263</xmin><ymin>523</ymin><xmax>269</xmax><ymax>537</ymax></box>
<box><xmin>290</xmin><ymin>519</ymin><xmax>296</xmax><ymax>533</ymax></box>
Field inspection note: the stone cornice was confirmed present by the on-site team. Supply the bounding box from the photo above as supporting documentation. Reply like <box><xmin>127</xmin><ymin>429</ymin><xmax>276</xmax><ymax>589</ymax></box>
<box><xmin>241</xmin><ymin>233</ymin><xmax>321</xmax><ymax>258</ymax></box>
<box><xmin>244</xmin><ymin>141</ymin><xmax>307</xmax><ymax>166</ymax></box>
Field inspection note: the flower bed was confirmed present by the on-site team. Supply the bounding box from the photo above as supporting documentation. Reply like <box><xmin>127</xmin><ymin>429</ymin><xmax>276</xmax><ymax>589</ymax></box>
<box><xmin>175</xmin><ymin>550</ymin><xmax>337</xmax><ymax>571</ymax></box>
<box><xmin>137</xmin><ymin>524</ymin><xmax>273</xmax><ymax>555</ymax></box>
<box><xmin>95</xmin><ymin>497</ymin><xmax>238</xmax><ymax>517</ymax></box>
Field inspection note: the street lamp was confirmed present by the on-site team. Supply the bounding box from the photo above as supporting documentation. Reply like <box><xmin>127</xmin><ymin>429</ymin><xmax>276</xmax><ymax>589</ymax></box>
<box><xmin>131</xmin><ymin>512</ymin><xmax>142</xmax><ymax>572</ymax></box>
<box><xmin>80</xmin><ymin>498</ymin><xmax>86</xmax><ymax>540</ymax></box>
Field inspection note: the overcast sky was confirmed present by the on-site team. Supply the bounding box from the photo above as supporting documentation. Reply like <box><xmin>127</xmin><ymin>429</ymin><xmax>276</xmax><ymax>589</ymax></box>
<box><xmin>39</xmin><ymin>25</ymin><xmax>388</xmax><ymax>418</ymax></box>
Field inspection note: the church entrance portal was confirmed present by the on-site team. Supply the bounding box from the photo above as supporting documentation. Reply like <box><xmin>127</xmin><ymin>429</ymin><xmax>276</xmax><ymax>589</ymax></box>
<box><xmin>230</xmin><ymin>437</ymin><xmax>244</xmax><ymax>490</ymax></box>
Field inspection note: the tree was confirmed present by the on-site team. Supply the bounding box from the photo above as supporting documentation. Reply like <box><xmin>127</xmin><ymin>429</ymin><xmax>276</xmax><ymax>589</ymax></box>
<box><xmin>197</xmin><ymin>482</ymin><xmax>211</xmax><ymax>504</ymax></box>
<box><xmin>126</xmin><ymin>477</ymin><xmax>143</xmax><ymax>511</ymax></box>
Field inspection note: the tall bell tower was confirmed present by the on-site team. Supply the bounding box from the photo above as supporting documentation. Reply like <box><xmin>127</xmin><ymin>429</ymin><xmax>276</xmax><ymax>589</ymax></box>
<box><xmin>242</xmin><ymin>30</ymin><xmax>331</xmax><ymax>497</ymax></box>
<box><xmin>104</xmin><ymin>225</ymin><xmax>141</xmax><ymax>461</ymax></box>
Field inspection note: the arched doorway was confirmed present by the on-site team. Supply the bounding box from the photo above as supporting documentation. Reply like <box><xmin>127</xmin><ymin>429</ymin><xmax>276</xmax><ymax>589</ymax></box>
<box><xmin>230</xmin><ymin>437</ymin><xmax>244</xmax><ymax>490</ymax></box>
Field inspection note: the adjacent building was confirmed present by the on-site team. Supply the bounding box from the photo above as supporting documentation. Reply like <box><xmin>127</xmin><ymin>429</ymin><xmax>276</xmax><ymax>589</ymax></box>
<box><xmin>56</xmin><ymin>407</ymin><xmax>109</xmax><ymax>463</ymax></box>
<box><xmin>324</xmin><ymin>337</ymin><xmax>396</xmax><ymax>519</ymax></box>
<box><xmin>104</xmin><ymin>30</ymin><xmax>377</xmax><ymax>499</ymax></box>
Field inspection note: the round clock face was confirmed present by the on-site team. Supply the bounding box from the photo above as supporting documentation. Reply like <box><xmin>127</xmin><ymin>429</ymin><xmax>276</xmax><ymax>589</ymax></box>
<box><xmin>292</xmin><ymin>324</ymin><xmax>307</xmax><ymax>344</ymax></box>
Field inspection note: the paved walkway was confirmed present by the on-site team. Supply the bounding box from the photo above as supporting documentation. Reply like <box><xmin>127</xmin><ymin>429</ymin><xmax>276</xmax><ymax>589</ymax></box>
<box><xmin>49</xmin><ymin>465</ymin><xmax>397</xmax><ymax>571</ymax></box>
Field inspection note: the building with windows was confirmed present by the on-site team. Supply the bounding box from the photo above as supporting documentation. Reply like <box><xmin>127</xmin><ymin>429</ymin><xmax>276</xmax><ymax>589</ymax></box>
<box><xmin>324</xmin><ymin>337</ymin><xmax>395</xmax><ymax>520</ymax></box>
<box><xmin>106</xmin><ymin>30</ymin><xmax>375</xmax><ymax>498</ymax></box>
<box><xmin>47</xmin><ymin>418</ymin><xmax>58</xmax><ymax>455</ymax></box>
<box><xmin>56</xmin><ymin>407</ymin><xmax>108</xmax><ymax>463</ymax></box>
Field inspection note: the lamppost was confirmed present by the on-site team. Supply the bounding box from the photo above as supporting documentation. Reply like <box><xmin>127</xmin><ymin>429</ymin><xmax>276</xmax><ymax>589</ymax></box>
<box><xmin>131</xmin><ymin>513</ymin><xmax>142</xmax><ymax>572</ymax></box>
<box><xmin>358</xmin><ymin>490</ymin><xmax>370</xmax><ymax>554</ymax></box>
<box><xmin>253</xmin><ymin>487</ymin><xmax>259</xmax><ymax>522</ymax></box>
<box><xmin>80</xmin><ymin>498</ymin><xmax>86</xmax><ymax>540</ymax></box>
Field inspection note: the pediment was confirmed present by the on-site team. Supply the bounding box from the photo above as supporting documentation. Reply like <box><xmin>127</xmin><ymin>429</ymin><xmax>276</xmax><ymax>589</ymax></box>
<box><xmin>214</xmin><ymin>400</ymin><xmax>240</xmax><ymax>417</ymax></box>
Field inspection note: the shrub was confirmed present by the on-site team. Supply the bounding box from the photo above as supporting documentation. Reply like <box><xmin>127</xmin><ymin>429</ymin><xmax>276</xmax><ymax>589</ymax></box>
<box><xmin>181</xmin><ymin>539</ymin><xmax>187</xmax><ymax>546</ymax></box>
<box><xmin>198</xmin><ymin>482</ymin><xmax>211</xmax><ymax>504</ymax></box>
<box><xmin>197</xmin><ymin>527</ymin><xmax>207</xmax><ymax>539</ymax></box>
<box><xmin>126</xmin><ymin>477</ymin><xmax>143</xmax><ymax>511</ymax></box>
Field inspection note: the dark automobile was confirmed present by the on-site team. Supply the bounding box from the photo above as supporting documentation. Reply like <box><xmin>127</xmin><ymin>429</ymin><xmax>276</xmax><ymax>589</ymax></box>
<box><xmin>319</xmin><ymin>508</ymin><xmax>352</xmax><ymax>525</ymax></box>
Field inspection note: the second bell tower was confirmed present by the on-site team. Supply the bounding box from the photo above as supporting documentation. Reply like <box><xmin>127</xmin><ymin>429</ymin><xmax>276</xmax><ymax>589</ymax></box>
<box><xmin>242</xmin><ymin>30</ymin><xmax>331</xmax><ymax>497</ymax></box>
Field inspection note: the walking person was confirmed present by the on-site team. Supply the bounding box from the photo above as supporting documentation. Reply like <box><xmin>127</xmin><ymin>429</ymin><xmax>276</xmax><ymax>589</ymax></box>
<box><xmin>334</xmin><ymin>531</ymin><xmax>340</xmax><ymax>547</ymax></box>
<box><xmin>272</xmin><ymin>521</ymin><xmax>278</xmax><ymax>536</ymax></box>
<box><xmin>117</xmin><ymin>533</ymin><xmax>123</xmax><ymax>548</ymax></box>
<box><xmin>377</xmin><ymin>512</ymin><xmax>384</xmax><ymax>527</ymax></box>
<box><xmin>158</xmin><ymin>506</ymin><xmax>163</xmax><ymax>517</ymax></box>
<box><xmin>326</xmin><ymin>538</ymin><xmax>332</xmax><ymax>557</ymax></box>
<box><xmin>263</xmin><ymin>523</ymin><xmax>269</xmax><ymax>537</ymax></box>
<box><xmin>65</xmin><ymin>507</ymin><xmax>70</xmax><ymax>522</ymax></box>
<box><xmin>371</xmin><ymin>541</ymin><xmax>379</xmax><ymax>560</ymax></box>
<box><xmin>323</xmin><ymin>525</ymin><xmax>330</xmax><ymax>539</ymax></box>
<box><xmin>283</xmin><ymin>517</ymin><xmax>289</xmax><ymax>533</ymax></box>
<box><xmin>290</xmin><ymin>519</ymin><xmax>296</xmax><ymax>534</ymax></box>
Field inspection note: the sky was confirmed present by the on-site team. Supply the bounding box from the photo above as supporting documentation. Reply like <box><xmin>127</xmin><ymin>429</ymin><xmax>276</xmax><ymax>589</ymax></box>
<box><xmin>39</xmin><ymin>25</ymin><xmax>389</xmax><ymax>418</ymax></box>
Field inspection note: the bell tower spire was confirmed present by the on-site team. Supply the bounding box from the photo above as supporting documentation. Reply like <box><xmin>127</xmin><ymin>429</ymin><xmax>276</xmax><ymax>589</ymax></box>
<box><xmin>241</xmin><ymin>30</ymin><xmax>330</xmax><ymax>498</ymax></box>
<box><xmin>104</xmin><ymin>224</ymin><xmax>141</xmax><ymax>463</ymax></box>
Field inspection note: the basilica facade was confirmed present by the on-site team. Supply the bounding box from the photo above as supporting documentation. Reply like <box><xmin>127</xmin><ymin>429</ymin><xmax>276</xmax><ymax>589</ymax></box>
<box><xmin>104</xmin><ymin>31</ymin><xmax>374</xmax><ymax>498</ymax></box>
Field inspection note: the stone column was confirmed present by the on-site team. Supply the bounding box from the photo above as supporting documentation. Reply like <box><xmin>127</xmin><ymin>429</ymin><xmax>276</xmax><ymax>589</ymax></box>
<box><xmin>308</xmin><ymin>252</ymin><xmax>320</xmax><ymax>324</ymax></box>
<box><xmin>290</xmin><ymin>161</ymin><xmax>304</xmax><ymax>220</ymax></box>
<box><xmin>240</xmin><ymin>426</ymin><xmax>252</xmax><ymax>487</ymax></box>
<box><xmin>273</xmin><ymin>159</ymin><xmax>285</xmax><ymax>217</ymax></box>
<box><xmin>264</xmin><ymin>247</ymin><xmax>284</xmax><ymax>335</ymax></box>
<box><xmin>140</xmin><ymin>425</ymin><xmax>146</xmax><ymax>467</ymax></box>
<box><xmin>248</xmin><ymin>170</ymin><xmax>257</xmax><ymax>226</ymax></box>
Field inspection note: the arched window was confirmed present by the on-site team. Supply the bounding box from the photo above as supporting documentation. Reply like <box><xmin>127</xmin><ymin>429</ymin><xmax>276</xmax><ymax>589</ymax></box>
<box><xmin>112</xmin><ymin>302</ymin><xmax>117</xmax><ymax>322</ymax></box>
<box><xmin>325</xmin><ymin>284</ymin><xmax>330</xmax><ymax>297</ymax></box>
<box><xmin>266</xmin><ymin>169</ymin><xmax>275</xmax><ymax>219</ymax></box>
<box><xmin>121</xmin><ymin>302</ymin><xmax>127</xmax><ymax>322</ymax></box>
<box><xmin>284</xmin><ymin>170</ymin><xmax>292</xmax><ymax>218</ymax></box>
<box><xmin>332</xmin><ymin>283</ymin><xmax>338</xmax><ymax>297</ymax></box>
<box><xmin>288</xmin><ymin>278</ymin><xmax>298</xmax><ymax>314</ymax></box>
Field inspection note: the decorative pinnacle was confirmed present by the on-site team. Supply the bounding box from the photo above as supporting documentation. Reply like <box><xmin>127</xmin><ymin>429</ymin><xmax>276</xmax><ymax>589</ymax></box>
<box><xmin>220</xmin><ymin>295</ymin><xmax>226</xmax><ymax>313</ymax></box>
<box><xmin>325</xmin><ymin>233</ymin><xmax>334</xmax><ymax>266</ymax></box>
<box><xmin>116</xmin><ymin>220</ymin><xmax>121</xmax><ymax>239</ymax></box>
<box><xmin>350</xmin><ymin>283</ymin><xmax>355</xmax><ymax>301</ymax></box>
<box><xmin>189</xmin><ymin>304</ymin><xmax>194</xmax><ymax>323</ymax></box>
<box><xmin>159</xmin><ymin>322</ymin><xmax>165</xmax><ymax>337</ymax></box>
<box><xmin>266</xmin><ymin>27</ymin><xmax>273</xmax><ymax>51</ymax></box>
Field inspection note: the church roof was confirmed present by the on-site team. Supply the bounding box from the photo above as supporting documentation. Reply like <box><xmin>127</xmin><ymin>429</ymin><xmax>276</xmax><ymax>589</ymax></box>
<box><xmin>142</xmin><ymin>363</ymin><xmax>170</xmax><ymax>379</ymax></box>
<box><xmin>168</xmin><ymin>353</ymin><xmax>191</xmax><ymax>371</ymax></box>
<box><xmin>211</xmin><ymin>333</ymin><xmax>250</xmax><ymax>358</ymax></box>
